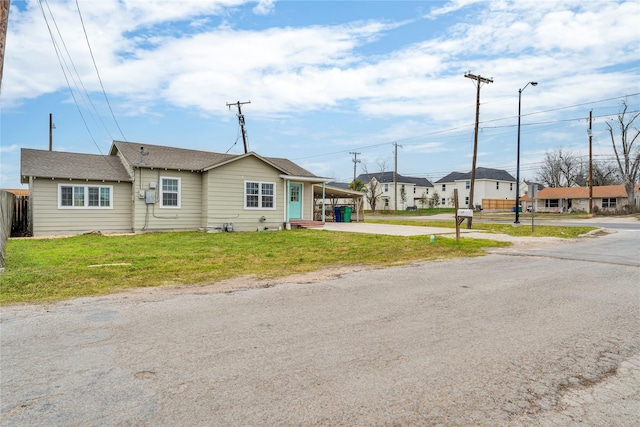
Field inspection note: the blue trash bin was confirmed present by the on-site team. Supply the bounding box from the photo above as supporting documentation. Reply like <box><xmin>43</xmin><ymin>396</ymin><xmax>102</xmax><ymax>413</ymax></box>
<box><xmin>334</xmin><ymin>206</ymin><xmax>342</xmax><ymax>222</ymax></box>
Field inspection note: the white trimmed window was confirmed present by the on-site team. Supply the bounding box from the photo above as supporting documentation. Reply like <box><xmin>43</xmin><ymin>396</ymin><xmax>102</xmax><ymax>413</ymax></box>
<box><xmin>245</xmin><ymin>181</ymin><xmax>276</xmax><ymax>209</ymax></box>
<box><xmin>59</xmin><ymin>184</ymin><xmax>112</xmax><ymax>209</ymax></box>
<box><xmin>160</xmin><ymin>177</ymin><xmax>181</xmax><ymax>208</ymax></box>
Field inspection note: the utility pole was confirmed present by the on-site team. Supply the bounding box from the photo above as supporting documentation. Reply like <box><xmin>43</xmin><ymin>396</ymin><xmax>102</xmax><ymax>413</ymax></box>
<box><xmin>0</xmin><ymin>0</ymin><xmax>9</xmax><ymax>94</ymax></box>
<box><xmin>349</xmin><ymin>152</ymin><xmax>361</xmax><ymax>188</ymax></box>
<box><xmin>226</xmin><ymin>101</ymin><xmax>251</xmax><ymax>153</ymax></box>
<box><xmin>393</xmin><ymin>142</ymin><xmax>402</xmax><ymax>211</ymax></box>
<box><xmin>49</xmin><ymin>113</ymin><xmax>55</xmax><ymax>151</ymax></box>
<box><xmin>588</xmin><ymin>110</ymin><xmax>593</xmax><ymax>215</ymax></box>
<box><xmin>464</xmin><ymin>72</ymin><xmax>493</xmax><ymax>228</ymax></box>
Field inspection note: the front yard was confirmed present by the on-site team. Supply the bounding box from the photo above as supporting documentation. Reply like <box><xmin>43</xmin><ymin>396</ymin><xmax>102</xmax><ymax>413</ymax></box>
<box><xmin>1</xmin><ymin>230</ymin><xmax>508</xmax><ymax>305</ymax></box>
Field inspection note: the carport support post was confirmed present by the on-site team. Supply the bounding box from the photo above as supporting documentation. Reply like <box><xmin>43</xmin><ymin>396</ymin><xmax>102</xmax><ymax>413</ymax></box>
<box><xmin>285</xmin><ymin>180</ymin><xmax>290</xmax><ymax>223</ymax></box>
<box><xmin>322</xmin><ymin>183</ymin><xmax>326</xmax><ymax>222</ymax></box>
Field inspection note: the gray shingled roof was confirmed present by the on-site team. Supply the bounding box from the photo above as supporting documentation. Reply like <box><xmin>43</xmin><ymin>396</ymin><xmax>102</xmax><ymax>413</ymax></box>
<box><xmin>21</xmin><ymin>148</ymin><xmax>132</xmax><ymax>183</ymax></box>
<box><xmin>435</xmin><ymin>167</ymin><xmax>515</xmax><ymax>183</ymax></box>
<box><xmin>112</xmin><ymin>141</ymin><xmax>318</xmax><ymax>178</ymax></box>
<box><xmin>356</xmin><ymin>172</ymin><xmax>433</xmax><ymax>187</ymax></box>
<box><xmin>112</xmin><ymin>141</ymin><xmax>235</xmax><ymax>171</ymax></box>
<box><xmin>263</xmin><ymin>156</ymin><xmax>317</xmax><ymax>177</ymax></box>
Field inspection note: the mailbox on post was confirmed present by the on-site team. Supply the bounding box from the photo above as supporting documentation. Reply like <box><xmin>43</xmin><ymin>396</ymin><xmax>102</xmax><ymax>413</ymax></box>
<box><xmin>455</xmin><ymin>208</ymin><xmax>473</xmax><ymax>242</ymax></box>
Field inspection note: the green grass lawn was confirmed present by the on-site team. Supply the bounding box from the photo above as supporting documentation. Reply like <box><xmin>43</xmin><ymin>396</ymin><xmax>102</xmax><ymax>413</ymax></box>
<box><xmin>366</xmin><ymin>208</ymin><xmax>456</xmax><ymax>216</ymax></box>
<box><xmin>366</xmin><ymin>219</ymin><xmax>598</xmax><ymax>238</ymax></box>
<box><xmin>1</xmin><ymin>230</ymin><xmax>508</xmax><ymax>305</ymax></box>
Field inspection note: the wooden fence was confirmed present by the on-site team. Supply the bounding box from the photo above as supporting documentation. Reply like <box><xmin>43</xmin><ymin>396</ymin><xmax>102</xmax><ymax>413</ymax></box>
<box><xmin>12</xmin><ymin>194</ymin><xmax>29</xmax><ymax>236</ymax></box>
<box><xmin>481</xmin><ymin>199</ymin><xmax>516</xmax><ymax>210</ymax></box>
<box><xmin>0</xmin><ymin>191</ymin><xmax>14</xmax><ymax>268</ymax></box>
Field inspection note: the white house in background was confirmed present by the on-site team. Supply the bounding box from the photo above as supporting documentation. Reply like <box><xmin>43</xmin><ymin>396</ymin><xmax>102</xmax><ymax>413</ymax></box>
<box><xmin>434</xmin><ymin>167</ymin><xmax>516</xmax><ymax>209</ymax></box>
<box><xmin>356</xmin><ymin>172</ymin><xmax>434</xmax><ymax>210</ymax></box>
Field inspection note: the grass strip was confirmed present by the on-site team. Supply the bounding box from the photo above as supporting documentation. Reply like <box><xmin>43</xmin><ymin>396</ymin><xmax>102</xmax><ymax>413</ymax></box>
<box><xmin>1</xmin><ymin>230</ymin><xmax>507</xmax><ymax>305</ymax></box>
<box><xmin>366</xmin><ymin>219</ymin><xmax>597</xmax><ymax>238</ymax></box>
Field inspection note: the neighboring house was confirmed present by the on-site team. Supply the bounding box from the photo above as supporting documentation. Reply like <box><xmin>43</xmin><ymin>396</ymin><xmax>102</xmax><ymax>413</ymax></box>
<box><xmin>357</xmin><ymin>172</ymin><xmax>434</xmax><ymax>210</ymax></box>
<box><xmin>435</xmin><ymin>167</ymin><xmax>516</xmax><ymax>209</ymax></box>
<box><xmin>20</xmin><ymin>141</ymin><xmax>333</xmax><ymax>236</ymax></box>
<box><xmin>534</xmin><ymin>185</ymin><xmax>639</xmax><ymax>213</ymax></box>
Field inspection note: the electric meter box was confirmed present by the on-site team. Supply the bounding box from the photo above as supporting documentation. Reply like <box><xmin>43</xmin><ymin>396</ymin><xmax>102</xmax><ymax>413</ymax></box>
<box><xmin>145</xmin><ymin>191</ymin><xmax>156</xmax><ymax>204</ymax></box>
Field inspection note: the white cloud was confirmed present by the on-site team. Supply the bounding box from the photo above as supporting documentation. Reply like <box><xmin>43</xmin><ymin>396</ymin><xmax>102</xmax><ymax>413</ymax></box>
<box><xmin>253</xmin><ymin>0</ymin><xmax>275</xmax><ymax>15</ymax></box>
<box><xmin>4</xmin><ymin>0</ymin><xmax>639</xmax><ymax>127</ymax></box>
<box><xmin>0</xmin><ymin>144</ymin><xmax>20</xmax><ymax>153</ymax></box>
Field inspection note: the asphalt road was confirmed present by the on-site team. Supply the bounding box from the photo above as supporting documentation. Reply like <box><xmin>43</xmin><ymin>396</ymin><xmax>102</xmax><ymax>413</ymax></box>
<box><xmin>1</xmin><ymin>229</ymin><xmax>639</xmax><ymax>426</ymax></box>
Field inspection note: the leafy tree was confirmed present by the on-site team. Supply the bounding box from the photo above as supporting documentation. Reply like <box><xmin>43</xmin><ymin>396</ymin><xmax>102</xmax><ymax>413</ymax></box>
<box><xmin>349</xmin><ymin>179</ymin><xmax>366</xmax><ymax>192</ymax></box>
<box><xmin>399</xmin><ymin>186</ymin><xmax>407</xmax><ymax>209</ymax></box>
<box><xmin>419</xmin><ymin>191</ymin><xmax>428</xmax><ymax>208</ymax></box>
<box><xmin>429</xmin><ymin>190</ymin><xmax>441</xmax><ymax>208</ymax></box>
<box><xmin>606</xmin><ymin>100</ymin><xmax>640</xmax><ymax>212</ymax></box>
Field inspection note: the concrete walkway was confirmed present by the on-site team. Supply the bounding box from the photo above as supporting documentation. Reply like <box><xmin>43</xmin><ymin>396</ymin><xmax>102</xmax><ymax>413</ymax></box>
<box><xmin>321</xmin><ymin>221</ymin><xmax>474</xmax><ymax>237</ymax></box>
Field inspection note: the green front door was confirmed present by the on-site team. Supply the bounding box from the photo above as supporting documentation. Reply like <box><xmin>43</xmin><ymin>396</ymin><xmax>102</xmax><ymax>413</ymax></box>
<box><xmin>289</xmin><ymin>183</ymin><xmax>302</xmax><ymax>219</ymax></box>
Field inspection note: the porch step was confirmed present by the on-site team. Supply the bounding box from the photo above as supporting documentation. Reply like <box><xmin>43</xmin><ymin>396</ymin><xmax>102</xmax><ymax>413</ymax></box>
<box><xmin>289</xmin><ymin>220</ymin><xmax>325</xmax><ymax>229</ymax></box>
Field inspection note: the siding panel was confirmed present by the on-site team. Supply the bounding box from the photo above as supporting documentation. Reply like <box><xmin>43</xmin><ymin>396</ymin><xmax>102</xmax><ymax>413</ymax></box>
<box><xmin>206</xmin><ymin>156</ymin><xmax>286</xmax><ymax>232</ymax></box>
<box><xmin>132</xmin><ymin>169</ymin><xmax>203</xmax><ymax>232</ymax></box>
<box><xmin>32</xmin><ymin>178</ymin><xmax>132</xmax><ymax>236</ymax></box>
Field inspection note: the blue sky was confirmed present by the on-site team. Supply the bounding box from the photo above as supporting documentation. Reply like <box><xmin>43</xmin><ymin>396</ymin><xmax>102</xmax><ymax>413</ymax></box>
<box><xmin>2</xmin><ymin>0</ymin><xmax>639</xmax><ymax>189</ymax></box>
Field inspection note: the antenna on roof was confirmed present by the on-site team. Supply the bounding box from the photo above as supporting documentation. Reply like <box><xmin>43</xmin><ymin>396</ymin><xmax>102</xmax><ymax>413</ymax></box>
<box><xmin>139</xmin><ymin>146</ymin><xmax>149</xmax><ymax>165</ymax></box>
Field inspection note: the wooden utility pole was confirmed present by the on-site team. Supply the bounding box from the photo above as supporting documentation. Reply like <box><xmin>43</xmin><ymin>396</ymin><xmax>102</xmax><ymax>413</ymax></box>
<box><xmin>349</xmin><ymin>152</ymin><xmax>361</xmax><ymax>187</ymax></box>
<box><xmin>464</xmin><ymin>72</ymin><xmax>493</xmax><ymax>228</ymax></box>
<box><xmin>0</xmin><ymin>0</ymin><xmax>9</xmax><ymax>94</ymax></box>
<box><xmin>588</xmin><ymin>110</ymin><xmax>593</xmax><ymax>214</ymax></box>
<box><xmin>393</xmin><ymin>142</ymin><xmax>402</xmax><ymax>211</ymax></box>
<box><xmin>226</xmin><ymin>101</ymin><xmax>251</xmax><ymax>153</ymax></box>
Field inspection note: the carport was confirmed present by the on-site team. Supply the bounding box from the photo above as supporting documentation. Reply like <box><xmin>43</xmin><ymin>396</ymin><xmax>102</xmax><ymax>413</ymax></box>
<box><xmin>313</xmin><ymin>183</ymin><xmax>366</xmax><ymax>222</ymax></box>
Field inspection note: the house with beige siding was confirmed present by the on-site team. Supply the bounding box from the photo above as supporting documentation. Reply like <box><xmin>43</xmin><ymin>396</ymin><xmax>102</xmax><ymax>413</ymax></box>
<box><xmin>533</xmin><ymin>185</ymin><xmax>639</xmax><ymax>213</ymax></box>
<box><xmin>20</xmin><ymin>141</ymin><xmax>332</xmax><ymax>236</ymax></box>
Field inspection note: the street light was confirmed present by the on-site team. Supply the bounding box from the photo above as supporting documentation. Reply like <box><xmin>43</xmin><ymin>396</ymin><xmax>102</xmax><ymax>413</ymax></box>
<box><xmin>515</xmin><ymin>81</ymin><xmax>537</xmax><ymax>224</ymax></box>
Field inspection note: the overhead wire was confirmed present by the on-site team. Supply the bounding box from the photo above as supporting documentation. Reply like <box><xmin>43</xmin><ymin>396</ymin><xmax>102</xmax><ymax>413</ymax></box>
<box><xmin>42</xmin><ymin>0</ymin><xmax>114</xmax><ymax>143</ymax></box>
<box><xmin>37</xmin><ymin>0</ymin><xmax>124</xmax><ymax>175</ymax></box>
<box><xmin>38</xmin><ymin>0</ymin><xmax>101</xmax><ymax>149</ymax></box>
<box><xmin>75</xmin><ymin>0</ymin><xmax>128</xmax><ymax>142</ymax></box>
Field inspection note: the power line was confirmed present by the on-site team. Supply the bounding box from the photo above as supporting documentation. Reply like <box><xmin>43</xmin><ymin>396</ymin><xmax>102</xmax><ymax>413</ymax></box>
<box><xmin>294</xmin><ymin>94</ymin><xmax>639</xmax><ymax>162</ymax></box>
<box><xmin>37</xmin><ymin>0</ymin><xmax>123</xmax><ymax>175</ymax></box>
<box><xmin>42</xmin><ymin>0</ymin><xmax>114</xmax><ymax>142</ymax></box>
<box><xmin>75</xmin><ymin>0</ymin><xmax>127</xmax><ymax>141</ymax></box>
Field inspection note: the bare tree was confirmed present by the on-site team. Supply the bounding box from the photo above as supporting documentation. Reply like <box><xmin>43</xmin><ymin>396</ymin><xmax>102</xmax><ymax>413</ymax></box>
<box><xmin>592</xmin><ymin>161</ymin><xmax>622</xmax><ymax>186</ymax></box>
<box><xmin>606</xmin><ymin>100</ymin><xmax>640</xmax><ymax>213</ymax></box>
<box><xmin>575</xmin><ymin>160</ymin><xmax>621</xmax><ymax>187</ymax></box>
<box><xmin>361</xmin><ymin>160</ymin><xmax>388</xmax><ymax>213</ymax></box>
<box><xmin>537</xmin><ymin>148</ymin><xmax>581</xmax><ymax>187</ymax></box>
